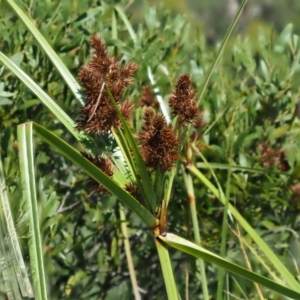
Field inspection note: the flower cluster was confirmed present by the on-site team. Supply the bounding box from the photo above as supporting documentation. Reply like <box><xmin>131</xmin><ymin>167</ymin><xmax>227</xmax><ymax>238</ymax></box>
<box><xmin>77</xmin><ymin>36</ymin><xmax>204</xmax><ymax>200</ymax></box>
<box><xmin>76</xmin><ymin>35</ymin><xmax>137</xmax><ymax>134</ymax></box>
<box><xmin>169</xmin><ymin>74</ymin><xmax>199</xmax><ymax>124</ymax></box>
<box><xmin>259</xmin><ymin>143</ymin><xmax>289</xmax><ymax>171</ymax></box>
<box><xmin>138</xmin><ymin>109</ymin><xmax>179</xmax><ymax>171</ymax></box>
<box><xmin>124</xmin><ymin>182</ymin><xmax>142</xmax><ymax>202</ymax></box>
<box><xmin>138</xmin><ymin>85</ymin><xmax>158</xmax><ymax>109</ymax></box>
<box><xmin>82</xmin><ymin>152</ymin><xmax>114</xmax><ymax>196</ymax></box>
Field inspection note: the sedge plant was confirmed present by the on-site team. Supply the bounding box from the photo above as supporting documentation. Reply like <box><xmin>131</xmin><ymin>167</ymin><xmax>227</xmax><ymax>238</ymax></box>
<box><xmin>1</xmin><ymin>0</ymin><xmax>300</xmax><ymax>299</ymax></box>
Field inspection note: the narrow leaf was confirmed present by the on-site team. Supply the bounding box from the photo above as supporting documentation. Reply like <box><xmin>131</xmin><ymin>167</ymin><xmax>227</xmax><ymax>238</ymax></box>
<box><xmin>160</xmin><ymin>233</ymin><xmax>300</xmax><ymax>299</ymax></box>
<box><xmin>0</xmin><ymin>51</ymin><xmax>81</xmax><ymax>141</ymax></box>
<box><xmin>155</xmin><ymin>238</ymin><xmax>179</xmax><ymax>300</ymax></box>
<box><xmin>114</xmin><ymin>5</ymin><xmax>136</xmax><ymax>42</ymax></box>
<box><xmin>5</xmin><ymin>0</ymin><xmax>82</xmax><ymax>104</ymax></box>
<box><xmin>0</xmin><ymin>156</ymin><xmax>34</xmax><ymax>298</ymax></box>
<box><xmin>17</xmin><ymin>123</ymin><xmax>48</xmax><ymax>300</ymax></box>
<box><xmin>198</xmin><ymin>0</ymin><xmax>247</xmax><ymax>105</ymax></box>
<box><xmin>119</xmin><ymin>207</ymin><xmax>141</xmax><ymax>300</ymax></box>
<box><xmin>106</xmin><ymin>87</ymin><xmax>156</xmax><ymax>213</ymax></box>
<box><xmin>187</xmin><ymin>164</ymin><xmax>300</xmax><ymax>291</ymax></box>
<box><xmin>31</xmin><ymin>122</ymin><xmax>157</xmax><ymax>228</ymax></box>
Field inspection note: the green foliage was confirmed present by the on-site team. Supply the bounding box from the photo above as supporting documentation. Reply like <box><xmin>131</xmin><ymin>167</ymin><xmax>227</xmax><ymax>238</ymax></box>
<box><xmin>1</xmin><ymin>0</ymin><xmax>300</xmax><ymax>299</ymax></box>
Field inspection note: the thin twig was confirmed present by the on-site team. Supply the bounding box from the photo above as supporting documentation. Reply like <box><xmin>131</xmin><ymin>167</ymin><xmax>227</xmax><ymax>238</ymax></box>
<box><xmin>57</xmin><ymin>190</ymin><xmax>81</xmax><ymax>214</ymax></box>
<box><xmin>233</xmin><ymin>224</ymin><xmax>264</xmax><ymax>300</ymax></box>
<box><xmin>197</xmin><ymin>0</ymin><xmax>247</xmax><ymax>105</ymax></box>
<box><xmin>57</xmin><ymin>200</ymin><xmax>81</xmax><ymax>214</ymax></box>
<box><xmin>88</xmin><ymin>81</ymin><xmax>106</xmax><ymax>121</ymax></box>
<box><xmin>185</xmin><ymin>262</ymin><xmax>189</xmax><ymax>300</ymax></box>
<box><xmin>57</xmin><ymin>190</ymin><xmax>70</xmax><ymax>212</ymax></box>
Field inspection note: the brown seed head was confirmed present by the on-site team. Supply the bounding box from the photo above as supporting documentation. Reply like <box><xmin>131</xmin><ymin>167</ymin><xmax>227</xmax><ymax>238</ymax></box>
<box><xmin>138</xmin><ymin>109</ymin><xmax>179</xmax><ymax>171</ymax></box>
<box><xmin>124</xmin><ymin>182</ymin><xmax>142</xmax><ymax>202</ymax></box>
<box><xmin>82</xmin><ymin>152</ymin><xmax>114</xmax><ymax>195</ymax></box>
<box><xmin>169</xmin><ymin>74</ymin><xmax>199</xmax><ymax>124</ymax></box>
<box><xmin>290</xmin><ymin>182</ymin><xmax>300</xmax><ymax>200</ymax></box>
<box><xmin>138</xmin><ymin>85</ymin><xmax>158</xmax><ymax>109</ymax></box>
<box><xmin>259</xmin><ymin>143</ymin><xmax>290</xmax><ymax>171</ymax></box>
<box><xmin>76</xmin><ymin>35</ymin><xmax>137</xmax><ymax>134</ymax></box>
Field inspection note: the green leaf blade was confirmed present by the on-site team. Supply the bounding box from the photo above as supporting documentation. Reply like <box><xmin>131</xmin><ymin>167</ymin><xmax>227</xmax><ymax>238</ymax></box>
<box><xmin>17</xmin><ymin>123</ymin><xmax>48</xmax><ymax>300</ymax></box>
<box><xmin>5</xmin><ymin>0</ymin><xmax>82</xmax><ymax>104</ymax></box>
<box><xmin>160</xmin><ymin>233</ymin><xmax>300</xmax><ymax>299</ymax></box>
<box><xmin>32</xmin><ymin>122</ymin><xmax>157</xmax><ymax>228</ymax></box>
<box><xmin>0</xmin><ymin>51</ymin><xmax>81</xmax><ymax>141</ymax></box>
<box><xmin>187</xmin><ymin>165</ymin><xmax>300</xmax><ymax>292</ymax></box>
<box><xmin>106</xmin><ymin>87</ymin><xmax>157</xmax><ymax>213</ymax></box>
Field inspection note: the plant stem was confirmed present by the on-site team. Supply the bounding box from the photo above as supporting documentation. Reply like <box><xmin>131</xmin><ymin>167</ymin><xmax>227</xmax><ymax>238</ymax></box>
<box><xmin>18</xmin><ymin>123</ymin><xmax>48</xmax><ymax>300</ymax></box>
<box><xmin>155</xmin><ymin>238</ymin><xmax>179</xmax><ymax>300</ymax></box>
<box><xmin>183</xmin><ymin>168</ymin><xmax>209</xmax><ymax>300</ymax></box>
<box><xmin>197</xmin><ymin>0</ymin><xmax>247</xmax><ymax>106</ymax></box>
<box><xmin>216</xmin><ymin>169</ymin><xmax>232</xmax><ymax>300</ymax></box>
<box><xmin>186</xmin><ymin>164</ymin><xmax>300</xmax><ymax>291</ymax></box>
<box><xmin>119</xmin><ymin>206</ymin><xmax>141</xmax><ymax>300</ymax></box>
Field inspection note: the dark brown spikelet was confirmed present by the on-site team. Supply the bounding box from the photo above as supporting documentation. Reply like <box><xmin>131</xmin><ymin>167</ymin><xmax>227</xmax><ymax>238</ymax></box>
<box><xmin>259</xmin><ymin>143</ymin><xmax>290</xmax><ymax>171</ymax></box>
<box><xmin>82</xmin><ymin>152</ymin><xmax>114</xmax><ymax>195</ymax></box>
<box><xmin>277</xmin><ymin>150</ymin><xmax>290</xmax><ymax>172</ymax></box>
<box><xmin>124</xmin><ymin>182</ymin><xmax>142</xmax><ymax>202</ymax></box>
<box><xmin>76</xmin><ymin>35</ymin><xmax>137</xmax><ymax>134</ymax></box>
<box><xmin>119</xmin><ymin>99</ymin><xmax>134</xmax><ymax>121</ymax></box>
<box><xmin>138</xmin><ymin>109</ymin><xmax>179</xmax><ymax>171</ymax></box>
<box><xmin>169</xmin><ymin>74</ymin><xmax>199</xmax><ymax>124</ymax></box>
<box><xmin>138</xmin><ymin>86</ymin><xmax>158</xmax><ymax>109</ymax></box>
<box><xmin>193</xmin><ymin>112</ymin><xmax>206</xmax><ymax>130</ymax></box>
<box><xmin>290</xmin><ymin>182</ymin><xmax>300</xmax><ymax>202</ymax></box>
<box><xmin>259</xmin><ymin>143</ymin><xmax>277</xmax><ymax>168</ymax></box>
<box><xmin>189</xmin><ymin>112</ymin><xmax>207</xmax><ymax>143</ymax></box>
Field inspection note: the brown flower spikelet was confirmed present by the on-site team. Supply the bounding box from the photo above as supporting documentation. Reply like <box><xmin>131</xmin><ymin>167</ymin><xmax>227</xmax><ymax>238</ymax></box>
<box><xmin>138</xmin><ymin>109</ymin><xmax>179</xmax><ymax>171</ymax></box>
<box><xmin>259</xmin><ymin>143</ymin><xmax>290</xmax><ymax>171</ymax></box>
<box><xmin>290</xmin><ymin>182</ymin><xmax>300</xmax><ymax>200</ymax></box>
<box><xmin>169</xmin><ymin>74</ymin><xmax>199</xmax><ymax>124</ymax></box>
<box><xmin>124</xmin><ymin>182</ymin><xmax>142</xmax><ymax>201</ymax></box>
<box><xmin>138</xmin><ymin>85</ymin><xmax>158</xmax><ymax>109</ymax></box>
<box><xmin>82</xmin><ymin>152</ymin><xmax>114</xmax><ymax>195</ymax></box>
<box><xmin>77</xmin><ymin>35</ymin><xmax>137</xmax><ymax>134</ymax></box>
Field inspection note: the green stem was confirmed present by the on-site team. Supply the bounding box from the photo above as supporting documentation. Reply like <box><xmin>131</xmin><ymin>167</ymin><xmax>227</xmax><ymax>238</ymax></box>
<box><xmin>18</xmin><ymin>123</ymin><xmax>48</xmax><ymax>300</ymax></box>
<box><xmin>187</xmin><ymin>164</ymin><xmax>300</xmax><ymax>292</ymax></box>
<box><xmin>216</xmin><ymin>169</ymin><xmax>232</xmax><ymax>300</ymax></box>
<box><xmin>155</xmin><ymin>238</ymin><xmax>178</xmax><ymax>300</ymax></box>
<box><xmin>182</xmin><ymin>168</ymin><xmax>209</xmax><ymax>300</ymax></box>
<box><xmin>163</xmin><ymin>167</ymin><xmax>176</xmax><ymax>207</ymax></box>
<box><xmin>197</xmin><ymin>0</ymin><xmax>247</xmax><ymax>105</ymax></box>
<box><xmin>119</xmin><ymin>206</ymin><xmax>141</xmax><ymax>300</ymax></box>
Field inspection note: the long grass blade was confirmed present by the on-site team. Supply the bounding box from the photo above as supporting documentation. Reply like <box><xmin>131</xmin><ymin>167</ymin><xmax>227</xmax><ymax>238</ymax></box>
<box><xmin>5</xmin><ymin>0</ymin><xmax>82</xmax><ymax>104</ymax></box>
<box><xmin>196</xmin><ymin>162</ymin><xmax>267</xmax><ymax>173</ymax></box>
<box><xmin>0</xmin><ymin>156</ymin><xmax>34</xmax><ymax>298</ymax></box>
<box><xmin>119</xmin><ymin>207</ymin><xmax>141</xmax><ymax>300</ymax></box>
<box><xmin>0</xmin><ymin>194</ymin><xmax>22</xmax><ymax>300</ymax></box>
<box><xmin>114</xmin><ymin>5</ymin><xmax>136</xmax><ymax>42</ymax></box>
<box><xmin>160</xmin><ymin>233</ymin><xmax>300</xmax><ymax>299</ymax></box>
<box><xmin>187</xmin><ymin>164</ymin><xmax>300</xmax><ymax>291</ymax></box>
<box><xmin>106</xmin><ymin>87</ymin><xmax>156</xmax><ymax>213</ymax></box>
<box><xmin>216</xmin><ymin>169</ymin><xmax>232</xmax><ymax>300</ymax></box>
<box><xmin>0</xmin><ymin>52</ymin><xmax>81</xmax><ymax>141</ymax></box>
<box><xmin>31</xmin><ymin>122</ymin><xmax>157</xmax><ymax>228</ymax></box>
<box><xmin>182</xmin><ymin>168</ymin><xmax>209</xmax><ymax>300</ymax></box>
<box><xmin>197</xmin><ymin>0</ymin><xmax>247</xmax><ymax>105</ymax></box>
<box><xmin>155</xmin><ymin>238</ymin><xmax>178</xmax><ymax>300</ymax></box>
<box><xmin>17</xmin><ymin>123</ymin><xmax>48</xmax><ymax>300</ymax></box>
